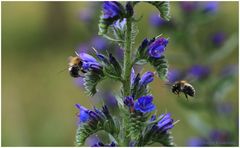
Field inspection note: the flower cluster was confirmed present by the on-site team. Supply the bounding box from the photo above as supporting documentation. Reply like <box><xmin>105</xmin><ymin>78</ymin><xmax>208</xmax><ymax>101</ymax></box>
<box><xmin>102</xmin><ymin>2</ymin><xmax>124</xmax><ymax>19</ymax></box>
<box><xmin>180</xmin><ymin>1</ymin><xmax>218</xmax><ymax>14</ymax></box>
<box><xmin>138</xmin><ymin>36</ymin><xmax>169</xmax><ymax>59</ymax></box>
<box><xmin>78</xmin><ymin>52</ymin><xmax>102</xmax><ymax>71</ymax></box>
<box><xmin>187</xmin><ymin>129</ymin><xmax>232</xmax><ymax>146</ymax></box>
<box><xmin>124</xmin><ymin>95</ymin><xmax>156</xmax><ymax>114</ymax></box>
<box><xmin>71</xmin><ymin>1</ymin><xmax>176</xmax><ymax>147</ymax></box>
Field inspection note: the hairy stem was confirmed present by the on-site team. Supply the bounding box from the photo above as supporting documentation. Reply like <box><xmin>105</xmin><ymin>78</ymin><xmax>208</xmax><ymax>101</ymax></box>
<box><xmin>123</xmin><ymin>17</ymin><xmax>133</xmax><ymax>97</ymax></box>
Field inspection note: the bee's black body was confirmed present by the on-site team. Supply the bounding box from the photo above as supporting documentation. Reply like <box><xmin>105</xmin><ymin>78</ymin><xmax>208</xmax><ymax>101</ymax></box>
<box><xmin>171</xmin><ymin>80</ymin><xmax>195</xmax><ymax>99</ymax></box>
<box><xmin>69</xmin><ymin>66</ymin><xmax>81</xmax><ymax>77</ymax></box>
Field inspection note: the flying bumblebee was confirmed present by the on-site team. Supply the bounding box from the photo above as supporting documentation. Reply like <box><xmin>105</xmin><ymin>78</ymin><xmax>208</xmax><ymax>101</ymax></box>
<box><xmin>171</xmin><ymin>80</ymin><xmax>195</xmax><ymax>100</ymax></box>
<box><xmin>68</xmin><ymin>56</ymin><xmax>86</xmax><ymax>78</ymax></box>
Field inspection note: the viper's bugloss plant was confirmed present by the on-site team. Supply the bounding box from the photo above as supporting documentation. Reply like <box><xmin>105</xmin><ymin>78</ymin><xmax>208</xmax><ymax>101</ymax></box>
<box><xmin>69</xmin><ymin>1</ymin><xmax>178</xmax><ymax>146</ymax></box>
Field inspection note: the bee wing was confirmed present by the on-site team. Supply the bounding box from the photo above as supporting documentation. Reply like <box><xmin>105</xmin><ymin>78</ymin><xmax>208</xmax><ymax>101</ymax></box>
<box><xmin>181</xmin><ymin>75</ymin><xmax>198</xmax><ymax>84</ymax></box>
<box><xmin>68</xmin><ymin>56</ymin><xmax>74</xmax><ymax>62</ymax></box>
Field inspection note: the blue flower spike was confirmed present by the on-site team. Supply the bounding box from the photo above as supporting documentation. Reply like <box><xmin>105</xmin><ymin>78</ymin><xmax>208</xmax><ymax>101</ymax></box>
<box><xmin>75</xmin><ymin>104</ymin><xmax>90</xmax><ymax>123</ymax></box>
<box><xmin>102</xmin><ymin>1</ymin><xmax>124</xmax><ymax>19</ymax></box>
<box><xmin>134</xmin><ymin>96</ymin><xmax>156</xmax><ymax>114</ymax></box>
<box><xmin>148</xmin><ymin>36</ymin><xmax>169</xmax><ymax>58</ymax></box>
<box><xmin>74</xmin><ymin>1</ymin><xmax>177</xmax><ymax>146</ymax></box>
<box><xmin>139</xmin><ymin>71</ymin><xmax>154</xmax><ymax>86</ymax></box>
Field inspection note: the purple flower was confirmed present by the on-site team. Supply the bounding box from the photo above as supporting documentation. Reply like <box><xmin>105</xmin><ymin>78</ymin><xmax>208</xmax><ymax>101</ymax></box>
<box><xmin>91</xmin><ymin>36</ymin><xmax>108</xmax><ymax>51</ymax></box>
<box><xmin>78</xmin><ymin>53</ymin><xmax>102</xmax><ymax>71</ymax></box>
<box><xmin>156</xmin><ymin>113</ymin><xmax>174</xmax><ymax>133</ymax></box>
<box><xmin>134</xmin><ymin>96</ymin><xmax>156</xmax><ymax>114</ymax></box>
<box><xmin>102</xmin><ymin>1</ymin><xmax>123</xmax><ymax>19</ymax></box>
<box><xmin>79</xmin><ymin>8</ymin><xmax>93</xmax><ymax>23</ymax></box>
<box><xmin>148</xmin><ymin>37</ymin><xmax>169</xmax><ymax>58</ymax></box>
<box><xmin>149</xmin><ymin>13</ymin><xmax>166</xmax><ymax>27</ymax></box>
<box><xmin>102</xmin><ymin>92</ymin><xmax>118</xmax><ymax>108</ymax></box>
<box><xmin>211</xmin><ymin>32</ymin><xmax>226</xmax><ymax>46</ymax></box>
<box><xmin>187</xmin><ymin>137</ymin><xmax>207</xmax><ymax>146</ymax></box>
<box><xmin>180</xmin><ymin>2</ymin><xmax>199</xmax><ymax>12</ymax></box>
<box><xmin>209</xmin><ymin>130</ymin><xmax>231</xmax><ymax>143</ymax></box>
<box><xmin>150</xmin><ymin>114</ymin><xmax>157</xmax><ymax>121</ymax></box>
<box><xmin>85</xmin><ymin>135</ymin><xmax>99</xmax><ymax>146</ymax></box>
<box><xmin>216</xmin><ymin>102</ymin><xmax>233</xmax><ymax>116</ymax></box>
<box><xmin>203</xmin><ymin>2</ymin><xmax>218</xmax><ymax>13</ymax></box>
<box><xmin>114</xmin><ymin>47</ymin><xmax>124</xmax><ymax>60</ymax></box>
<box><xmin>139</xmin><ymin>71</ymin><xmax>154</xmax><ymax>85</ymax></box>
<box><xmin>188</xmin><ymin>65</ymin><xmax>210</xmax><ymax>79</ymax></box>
<box><xmin>92</xmin><ymin>141</ymin><xmax>116</xmax><ymax>147</ymax></box>
<box><xmin>75</xmin><ymin>104</ymin><xmax>90</xmax><ymax>123</ymax></box>
<box><xmin>167</xmin><ymin>69</ymin><xmax>181</xmax><ymax>83</ymax></box>
<box><xmin>130</xmin><ymin>68</ymin><xmax>136</xmax><ymax>85</ymax></box>
<box><xmin>113</xmin><ymin>18</ymin><xmax>126</xmax><ymax>30</ymax></box>
<box><xmin>220</xmin><ymin>64</ymin><xmax>238</xmax><ymax>77</ymax></box>
<box><xmin>124</xmin><ymin>96</ymin><xmax>134</xmax><ymax>107</ymax></box>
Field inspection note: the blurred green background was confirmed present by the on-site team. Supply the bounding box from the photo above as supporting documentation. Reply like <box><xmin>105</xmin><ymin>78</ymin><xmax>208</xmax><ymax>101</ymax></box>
<box><xmin>2</xmin><ymin>1</ymin><xmax>238</xmax><ymax>146</ymax></box>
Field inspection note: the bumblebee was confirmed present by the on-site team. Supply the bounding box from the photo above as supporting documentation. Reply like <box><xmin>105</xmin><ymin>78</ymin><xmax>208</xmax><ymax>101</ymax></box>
<box><xmin>68</xmin><ymin>56</ymin><xmax>86</xmax><ymax>78</ymax></box>
<box><xmin>171</xmin><ymin>80</ymin><xmax>195</xmax><ymax>99</ymax></box>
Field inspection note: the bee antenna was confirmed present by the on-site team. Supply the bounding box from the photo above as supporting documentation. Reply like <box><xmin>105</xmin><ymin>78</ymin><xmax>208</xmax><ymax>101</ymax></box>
<box><xmin>57</xmin><ymin>67</ymin><xmax>68</xmax><ymax>74</ymax></box>
<box><xmin>75</xmin><ymin>51</ymin><xmax>80</xmax><ymax>56</ymax></box>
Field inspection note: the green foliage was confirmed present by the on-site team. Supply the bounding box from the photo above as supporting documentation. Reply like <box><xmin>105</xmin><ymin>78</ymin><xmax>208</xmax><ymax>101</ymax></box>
<box><xmin>148</xmin><ymin>55</ymin><xmax>168</xmax><ymax>80</ymax></box>
<box><xmin>75</xmin><ymin>106</ymin><xmax>118</xmax><ymax>146</ymax></box>
<box><xmin>147</xmin><ymin>1</ymin><xmax>171</xmax><ymax>21</ymax></box>
<box><xmin>135</xmin><ymin>37</ymin><xmax>169</xmax><ymax>80</ymax></box>
<box><xmin>131</xmin><ymin>22</ymin><xmax>139</xmax><ymax>45</ymax></box>
<box><xmin>131</xmin><ymin>73</ymin><xmax>151</xmax><ymax>100</ymax></box>
<box><xmin>98</xmin><ymin>11</ymin><xmax>119</xmax><ymax>36</ymax></box>
<box><xmin>152</xmin><ymin>131</ymin><xmax>175</xmax><ymax>146</ymax></box>
<box><xmin>125</xmin><ymin>112</ymin><xmax>149</xmax><ymax>141</ymax></box>
<box><xmin>75</xmin><ymin>122</ymin><xmax>101</xmax><ymax>146</ymax></box>
<box><xmin>98</xmin><ymin>54</ymin><xmax>122</xmax><ymax>81</ymax></box>
<box><xmin>83</xmin><ymin>70</ymin><xmax>104</xmax><ymax>96</ymax></box>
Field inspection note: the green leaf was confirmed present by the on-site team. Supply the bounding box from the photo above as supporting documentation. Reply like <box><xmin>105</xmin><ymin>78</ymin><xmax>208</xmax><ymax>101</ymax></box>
<box><xmin>147</xmin><ymin>1</ymin><xmax>171</xmax><ymax>21</ymax></box>
<box><xmin>125</xmin><ymin>112</ymin><xmax>150</xmax><ymax>141</ymax></box>
<box><xmin>109</xmin><ymin>54</ymin><xmax>122</xmax><ymax>77</ymax></box>
<box><xmin>83</xmin><ymin>70</ymin><xmax>104</xmax><ymax>96</ymax></box>
<box><xmin>148</xmin><ymin>55</ymin><xmax>168</xmax><ymax>80</ymax></box>
<box><xmin>135</xmin><ymin>59</ymin><xmax>148</xmax><ymax>65</ymax></box>
<box><xmin>98</xmin><ymin>12</ymin><xmax>116</xmax><ymax>36</ymax></box>
<box><xmin>75</xmin><ymin>123</ymin><xmax>100</xmax><ymax>146</ymax></box>
<box><xmin>75</xmin><ymin>106</ymin><xmax>118</xmax><ymax>146</ymax></box>
<box><xmin>131</xmin><ymin>21</ymin><xmax>139</xmax><ymax>45</ymax></box>
<box><xmin>153</xmin><ymin>131</ymin><xmax>175</xmax><ymax>146</ymax></box>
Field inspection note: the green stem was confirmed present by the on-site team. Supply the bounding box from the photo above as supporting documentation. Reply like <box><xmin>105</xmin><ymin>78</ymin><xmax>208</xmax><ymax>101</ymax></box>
<box><xmin>122</xmin><ymin>17</ymin><xmax>133</xmax><ymax>97</ymax></box>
